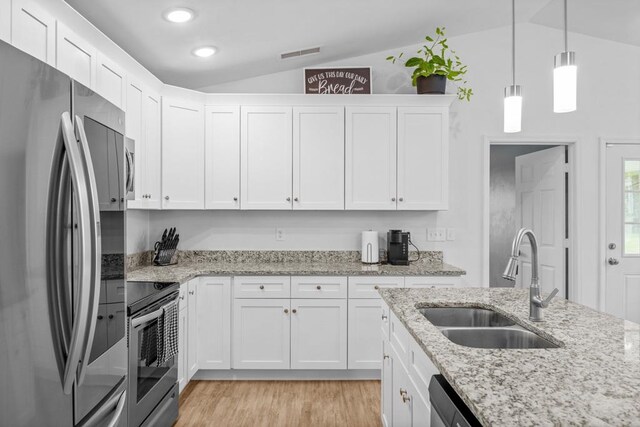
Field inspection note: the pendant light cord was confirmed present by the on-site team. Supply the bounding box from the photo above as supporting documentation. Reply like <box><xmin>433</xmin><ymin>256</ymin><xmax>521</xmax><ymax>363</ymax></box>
<box><xmin>564</xmin><ymin>0</ymin><xmax>568</xmax><ymax>52</ymax></box>
<box><xmin>511</xmin><ymin>0</ymin><xmax>516</xmax><ymax>86</ymax></box>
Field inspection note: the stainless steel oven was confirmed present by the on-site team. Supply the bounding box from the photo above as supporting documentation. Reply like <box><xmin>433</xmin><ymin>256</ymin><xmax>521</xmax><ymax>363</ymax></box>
<box><xmin>127</xmin><ymin>282</ymin><xmax>180</xmax><ymax>427</ymax></box>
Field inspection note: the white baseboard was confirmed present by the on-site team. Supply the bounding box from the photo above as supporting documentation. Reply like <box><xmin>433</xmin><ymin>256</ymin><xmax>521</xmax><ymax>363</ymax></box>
<box><xmin>192</xmin><ymin>369</ymin><xmax>380</xmax><ymax>381</ymax></box>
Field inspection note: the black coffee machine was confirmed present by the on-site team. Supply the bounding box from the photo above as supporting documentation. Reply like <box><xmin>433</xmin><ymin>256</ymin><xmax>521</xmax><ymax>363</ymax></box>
<box><xmin>387</xmin><ymin>230</ymin><xmax>410</xmax><ymax>265</ymax></box>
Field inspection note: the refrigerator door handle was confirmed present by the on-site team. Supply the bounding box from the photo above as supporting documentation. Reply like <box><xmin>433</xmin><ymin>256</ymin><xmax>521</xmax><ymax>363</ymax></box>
<box><xmin>106</xmin><ymin>390</ymin><xmax>127</xmax><ymax>427</ymax></box>
<box><xmin>77</xmin><ymin>379</ymin><xmax>127</xmax><ymax>427</ymax></box>
<box><xmin>73</xmin><ymin>115</ymin><xmax>102</xmax><ymax>387</ymax></box>
<box><xmin>54</xmin><ymin>112</ymin><xmax>93</xmax><ymax>395</ymax></box>
<box><xmin>125</xmin><ymin>146</ymin><xmax>134</xmax><ymax>194</ymax></box>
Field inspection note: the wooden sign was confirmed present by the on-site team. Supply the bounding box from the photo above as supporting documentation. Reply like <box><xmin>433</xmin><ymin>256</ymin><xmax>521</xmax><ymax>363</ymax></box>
<box><xmin>304</xmin><ymin>67</ymin><xmax>372</xmax><ymax>95</ymax></box>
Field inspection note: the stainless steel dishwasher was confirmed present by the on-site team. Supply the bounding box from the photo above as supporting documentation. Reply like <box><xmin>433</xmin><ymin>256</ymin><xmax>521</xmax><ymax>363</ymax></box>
<box><xmin>429</xmin><ymin>375</ymin><xmax>481</xmax><ymax>427</ymax></box>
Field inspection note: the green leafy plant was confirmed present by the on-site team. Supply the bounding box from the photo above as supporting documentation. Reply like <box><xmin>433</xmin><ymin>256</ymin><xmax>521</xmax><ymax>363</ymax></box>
<box><xmin>387</xmin><ymin>27</ymin><xmax>473</xmax><ymax>101</ymax></box>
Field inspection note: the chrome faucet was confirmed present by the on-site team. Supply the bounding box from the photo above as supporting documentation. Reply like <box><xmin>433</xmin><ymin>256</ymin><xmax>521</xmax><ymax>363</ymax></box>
<box><xmin>503</xmin><ymin>228</ymin><xmax>559</xmax><ymax>322</ymax></box>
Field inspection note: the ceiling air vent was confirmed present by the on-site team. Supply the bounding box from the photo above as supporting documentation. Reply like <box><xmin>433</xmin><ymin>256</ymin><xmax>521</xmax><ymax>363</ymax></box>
<box><xmin>280</xmin><ymin>47</ymin><xmax>321</xmax><ymax>60</ymax></box>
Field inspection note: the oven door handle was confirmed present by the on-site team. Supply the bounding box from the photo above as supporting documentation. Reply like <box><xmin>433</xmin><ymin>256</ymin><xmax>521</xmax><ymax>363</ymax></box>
<box><xmin>132</xmin><ymin>299</ymin><xmax>176</xmax><ymax>327</ymax></box>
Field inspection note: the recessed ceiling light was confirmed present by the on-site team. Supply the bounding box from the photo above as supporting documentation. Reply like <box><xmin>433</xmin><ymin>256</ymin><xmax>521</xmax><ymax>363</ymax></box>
<box><xmin>193</xmin><ymin>46</ymin><xmax>217</xmax><ymax>58</ymax></box>
<box><xmin>163</xmin><ymin>8</ymin><xmax>194</xmax><ymax>23</ymax></box>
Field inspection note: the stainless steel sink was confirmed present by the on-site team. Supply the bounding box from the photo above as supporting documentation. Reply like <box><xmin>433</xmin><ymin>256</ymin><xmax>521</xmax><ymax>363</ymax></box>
<box><xmin>440</xmin><ymin>327</ymin><xmax>559</xmax><ymax>349</ymax></box>
<box><xmin>419</xmin><ymin>307</ymin><xmax>516</xmax><ymax>327</ymax></box>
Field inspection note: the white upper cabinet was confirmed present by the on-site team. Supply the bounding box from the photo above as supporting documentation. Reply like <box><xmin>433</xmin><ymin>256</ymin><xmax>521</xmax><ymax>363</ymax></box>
<box><xmin>96</xmin><ymin>52</ymin><xmax>126</xmax><ymax>109</ymax></box>
<box><xmin>11</xmin><ymin>0</ymin><xmax>55</xmax><ymax>65</ymax></box>
<box><xmin>162</xmin><ymin>98</ymin><xmax>205</xmax><ymax>209</ymax></box>
<box><xmin>55</xmin><ymin>22</ymin><xmax>97</xmax><ymax>89</ymax></box>
<box><xmin>0</xmin><ymin>0</ymin><xmax>10</xmax><ymax>42</ymax></box>
<box><xmin>397</xmin><ymin>107</ymin><xmax>448</xmax><ymax>210</ymax></box>
<box><xmin>125</xmin><ymin>80</ymin><xmax>147</xmax><ymax>209</ymax></box>
<box><xmin>241</xmin><ymin>106</ymin><xmax>293</xmax><ymax>210</ymax></box>
<box><xmin>345</xmin><ymin>106</ymin><xmax>397</xmax><ymax>210</ymax></box>
<box><xmin>293</xmin><ymin>107</ymin><xmax>345</xmax><ymax>210</ymax></box>
<box><xmin>205</xmin><ymin>106</ymin><xmax>240</xmax><ymax>209</ymax></box>
<box><xmin>144</xmin><ymin>91</ymin><xmax>162</xmax><ymax>209</ymax></box>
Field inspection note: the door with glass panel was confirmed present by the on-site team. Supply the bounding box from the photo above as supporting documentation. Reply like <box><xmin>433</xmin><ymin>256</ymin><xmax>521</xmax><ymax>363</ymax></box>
<box><xmin>605</xmin><ymin>143</ymin><xmax>640</xmax><ymax>323</ymax></box>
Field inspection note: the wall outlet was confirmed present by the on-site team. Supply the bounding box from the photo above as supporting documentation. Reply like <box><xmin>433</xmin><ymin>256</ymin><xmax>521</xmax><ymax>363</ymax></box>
<box><xmin>276</xmin><ymin>228</ymin><xmax>285</xmax><ymax>241</ymax></box>
<box><xmin>447</xmin><ymin>228</ymin><xmax>456</xmax><ymax>241</ymax></box>
<box><xmin>427</xmin><ymin>228</ymin><xmax>446</xmax><ymax>242</ymax></box>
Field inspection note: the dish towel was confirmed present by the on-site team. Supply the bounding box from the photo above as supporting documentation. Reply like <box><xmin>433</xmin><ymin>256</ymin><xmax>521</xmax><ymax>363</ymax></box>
<box><xmin>140</xmin><ymin>324</ymin><xmax>158</xmax><ymax>367</ymax></box>
<box><xmin>156</xmin><ymin>300</ymin><xmax>179</xmax><ymax>366</ymax></box>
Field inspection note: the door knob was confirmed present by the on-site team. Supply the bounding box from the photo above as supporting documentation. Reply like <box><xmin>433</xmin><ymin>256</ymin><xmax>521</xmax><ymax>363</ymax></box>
<box><xmin>608</xmin><ymin>257</ymin><xmax>619</xmax><ymax>265</ymax></box>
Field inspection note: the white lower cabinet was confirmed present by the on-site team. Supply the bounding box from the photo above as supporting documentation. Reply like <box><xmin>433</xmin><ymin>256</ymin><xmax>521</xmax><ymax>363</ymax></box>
<box><xmin>381</xmin><ymin>339</ymin><xmax>394</xmax><ymax>427</ymax></box>
<box><xmin>177</xmin><ymin>284</ymin><xmax>188</xmax><ymax>392</ymax></box>
<box><xmin>348</xmin><ymin>298</ymin><xmax>383</xmax><ymax>369</ymax></box>
<box><xmin>290</xmin><ymin>299</ymin><xmax>347</xmax><ymax>369</ymax></box>
<box><xmin>197</xmin><ymin>277</ymin><xmax>231</xmax><ymax>369</ymax></box>
<box><xmin>187</xmin><ymin>279</ymin><xmax>199</xmax><ymax>380</ymax></box>
<box><xmin>232</xmin><ymin>298</ymin><xmax>291</xmax><ymax>369</ymax></box>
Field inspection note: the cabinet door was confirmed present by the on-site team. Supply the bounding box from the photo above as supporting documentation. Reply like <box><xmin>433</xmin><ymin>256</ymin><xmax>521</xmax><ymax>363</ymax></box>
<box><xmin>162</xmin><ymin>98</ymin><xmax>205</xmax><ymax>209</ymax></box>
<box><xmin>55</xmin><ymin>22</ymin><xmax>97</xmax><ymax>89</ymax></box>
<box><xmin>84</xmin><ymin>118</ymin><xmax>119</xmax><ymax>210</ymax></box>
<box><xmin>381</xmin><ymin>339</ymin><xmax>393</xmax><ymax>427</ymax></box>
<box><xmin>178</xmin><ymin>306</ymin><xmax>187</xmax><ymax>392</ymax></box>
<box><xmin>391</xmin><ymin>346</ymin><xmax>412</xmax><ymax>427</ymax></box>
<box><xmin>232</xmin><ymin>299</ymin><xmax>290</xmax><ymax>369</ymax></box>
<box><xmin>144</xmin><ymin>91</ymin><xmax>162</xmax><ymax>208</ymax></box>
<box><xmin>241</xmin><ymin>106</ymin><xmax>292</xmax><ymax>210</ymax></box>
<box><xmin>205</xmin><ymin>106</ymin><xmax>240</xmax><ymax>209</ymax></box>
<box><xmin>293</xmin><ymin>107</ymin><xmax>345</xmax><ymax>210</ymax></box>
<box><xmin>290</xmin><ymin>299</ymin><xmax>347</xmax><ymax>369</ymax></box>
<box><xmin>11</xmin><ymin>0</ymin><xmax>55</xmax><ymax>65</ymax></box>
<box><xmin>397</xmin><ymin>107</ymin><xmax>448</xmax><ymax>210</ymax></box>
<box><xmin>96</xmin><ymin>53</ymin><xmax>126</xmax><ymax>109</ymax></box>
<box><xmin>347</xmin><ymin>298</ymin><xmax>382</xmax><ymax>369</ymax></box>
<box><xmin>125</xmin><ymin>80</ymin><xmax>145</xmax><ymax>208</ymax></box>
<box><xmin>187</xmin><ymin>280</ymin><xmax>198</xmax><ymax>380</ymax></box>
<box><xmin>404</xmin><ymin>276</ymin><xmax>461</xmax><ymax>288</ymax></box>
<box><xmin>345</xmin><ymin>107</ymin><xmax>397</xmax><ymax>210</ymax></box>
<box><xmin>106</xmin><ymin>303</ymin><xmax>125</xmax><ymax>346</ymax></box>
<box><xmin>0</xmin><ymin>0</ymin><xmax>9</xmax><ymax>42</ymax></box>
<box><xmin>197</xmin><ymin>277</ymin><xmax>231</xmax><ymax>370</ymax></box>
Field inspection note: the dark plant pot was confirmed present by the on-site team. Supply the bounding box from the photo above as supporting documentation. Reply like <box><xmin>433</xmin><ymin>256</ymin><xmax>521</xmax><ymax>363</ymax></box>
<box><xmin>416</xmin><ymin>75</ymin><xmax>446</xmax><ymax>94</ymax></box>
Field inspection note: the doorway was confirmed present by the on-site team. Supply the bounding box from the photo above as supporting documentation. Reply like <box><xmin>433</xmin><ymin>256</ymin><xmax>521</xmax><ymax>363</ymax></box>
<box><xmin>602</xmin><ymin>141</ymin><xmax>640</xmax><ymax>323</ymax></box>
<box><xmin>484</xmin><ymin>139</ymin><xmax>576</xmax><ymax>300</ymax></box>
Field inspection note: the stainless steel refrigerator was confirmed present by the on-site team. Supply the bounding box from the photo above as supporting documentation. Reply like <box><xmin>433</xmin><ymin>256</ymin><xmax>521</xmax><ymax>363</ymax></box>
<box><xmin>0</xmin><ymin>40</ymin><xmax>130</xmax><ymax>426</ymax></box>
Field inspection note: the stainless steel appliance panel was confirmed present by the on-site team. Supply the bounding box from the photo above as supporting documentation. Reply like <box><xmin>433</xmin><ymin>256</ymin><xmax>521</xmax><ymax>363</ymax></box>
<box><xmin>0</xmin><ymin>40</ymin><xmax>73</xmax><ymax>426</ymax></box>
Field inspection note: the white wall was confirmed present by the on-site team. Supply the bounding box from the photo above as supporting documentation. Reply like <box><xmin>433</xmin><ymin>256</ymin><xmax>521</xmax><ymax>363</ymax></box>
<box><xmin>127</xmin><ymin>210</ymin><xmax>149</xmax><ymax>255</ymax></box>
<box><xmin>184</xmin><ymin>23</ymin><xmax>640</xmax><ymax>309</ymax></box>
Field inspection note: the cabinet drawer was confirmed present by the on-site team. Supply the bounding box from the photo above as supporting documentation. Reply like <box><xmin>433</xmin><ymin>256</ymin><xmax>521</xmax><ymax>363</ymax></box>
<box><xmin>404</xmin><ymin>276</ymin><xmax>461</xmax><ymax>288</ymax></box>
<box><xmin>390</xmin><ymin>310</ymin><xmax>410</xmax><ymax>367</ymax></box>
<box><xmin>233</xmin><ymin>276</ymin><xmax>291</xmax><ymax>298</ymax></box>
<box><xmin>105</xmin><ymin>279</ymin><xmax>125</xmax><ymax>303</ymax></box>
<box><xmin>348</xmin><ymin>276</ymin><xmax>404</xmax><ymax>299</ymax></box>
<box><xmin>291</xmin><ymin>276</ymin><xmax>347</xmax><ymax>299</ymax></box>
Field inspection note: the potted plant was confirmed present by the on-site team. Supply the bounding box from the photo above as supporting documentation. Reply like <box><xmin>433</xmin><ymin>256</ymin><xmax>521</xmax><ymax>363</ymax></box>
<box><xmin>387</xmin><ymin>27</ymin><xmax>472</xmax><ymax>100</ymax></box>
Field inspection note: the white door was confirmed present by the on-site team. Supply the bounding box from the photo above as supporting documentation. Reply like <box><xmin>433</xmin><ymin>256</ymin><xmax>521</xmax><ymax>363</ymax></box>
<box><xmin>177</xmin><ymin>305</ymin><xmax>187</xmax><ymax>392</ymax></box>
<box><xmin>241</xmin><ymin>106</ymin><xmax>292</xmax><ymax>210</ymax></box>
<box><xmin>347</xmin><ymin>299</ymin><xmax>382</xmax><ymax>369</ymax></box>
<box><xmin>162</xmin><ymin>98</ymin><xmax>205</xmax><ymax>209</ymax></box>
<box><xmin>381</xmin><ymin>339</ymin><xmax>393</xmax><ymax>427</ymax></box>
<box><xmin>55</xmin><ymin>23</ymin><xmax>97</xmax><ymax>89</ymax></box>
<box><xmin>232</xmin><ymin>299</ymin><xmax>290</xmax><ymax>369</ymax></box>
<box><xmin>290</xmin><ymin>299</ymin><xmax>347</xmax><ymax>369</ymax></box>
<box><xmin>391</xmin><ymin>347</ymin><xmax>412</xmax><ymax>427</ymax></box>
<box><xmin>397</xmin><ymin>107</ymin><xmax>448</xmax><ymax>210</ymax></box>
<box><xmin>144</xmin><ymin>91</ymin><xmax>162</xmax><ymax>208</ymax></box>
<box><xmin>11</xmin><ymin>0</ymin><xmax>55</xmax><ymax>66</ymax></box>
<box><xmin>187</xmin><ymin>280</ymin><xmax>198</xmax><ymax>380</ymax></box>
<box><xmin>197</xmin><ymin>277</ymin><xmax>231</xmax><ymax>370</ymax></box>
<box><xmin>515</xmin><ymin>146</ymin><xmax>566</xmax><ymax>297</ymax></box>
<box><xmin>345</xmin><ymin>107</ymin><xmax>397</xmax><ymax>210</ymax></box>
<box><xmin>96</xmin><ymin>53</ymin><xmax>126</xmax><ymax>109</ymax></box>
<box><xmin>605</xmin><ymin>143</ymin><xmax>640</xmax><ymax>323</ymax></box>
<box><xmin>205</xmin><ymin>106</ymin><xmax>241</xmax><ymax>209</ymax></box>
<box><xmin>293</xmin><ymin>106</ymin><xmax>345</xmax><ymax>210</ymax></box>
<box><xmin>125</xmin><ymin>80</ymin><xmax>145</xmax><ymax>208</ymax></box>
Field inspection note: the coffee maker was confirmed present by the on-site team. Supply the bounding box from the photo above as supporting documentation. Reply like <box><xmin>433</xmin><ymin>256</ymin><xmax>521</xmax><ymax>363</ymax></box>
<box><xmin>387</xmin><ymin>230</ymin><xmax>410</xmax><ymax>265</ymax></box>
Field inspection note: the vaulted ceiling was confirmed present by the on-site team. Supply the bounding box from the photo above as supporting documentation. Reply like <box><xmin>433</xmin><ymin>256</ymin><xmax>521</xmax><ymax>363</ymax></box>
<box><xmin>64</xmin><ymin>0</ymin><xmax>640</xmax><ymax>91</ymax></box>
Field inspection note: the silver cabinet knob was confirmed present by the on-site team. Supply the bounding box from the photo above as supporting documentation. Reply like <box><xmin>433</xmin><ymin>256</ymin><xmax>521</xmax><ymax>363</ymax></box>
<box><xmin>286</xmin><ymin>197</ymin><xmax>291</xmax><ymax>202</ymax></box>
<box><xmin>316</xmin><ymin>285</ymin><xmax>321</xmax><ymax>290</ymax></box>
<box><xmin>284</xmin><ymin>308</ymin><xmax>289</xmax><ymax>314</ymax></box>
<box><xmin>189</xmin><ymin>290</ymin><xmax>194</xmax><ymax>295</ymax></box>
<box><xmin>381</xmin><ymin>314</ymin><xmax>388</xmax><ymax>320</ymax></box>
<box><xmin>292</xmin><ymin>309</ymin><xmax>297</xmax><ymax>314</ymax></box>
<box><xmin>391</xmin><ymin>197</ymin><xmax>396</xmax><ymax>202</ymax></box>
<box><xmin>233</xmin><ymin>197</ymin><xmax>238</xmax><ymax>201</ymax></box>
<box><xmin>608</xmin><ymin>257</ymin><xmax>620</xmax><ymax>265</ymax></box>
<box><xmin>294</xmin><ymin>197</ymin><xmax>299</xmax><ymax>202</ymax></box>
<box><xmin>259</xmin><ymin>285</ymin><xmax>265</xmax><ymax>290</ymax></box>
<box><xmin>111</xmin><ymin>197</ymin><xmax>117</xmax><ymax>203</ymax></box>
<box><xmin>374</xmin><ymin>285</ymin><xmax>379</xmax><ymax>290</ymax></box>
<box><xmin>383</xmin><ymin>354</ymin><xmax>389</xmax><ymax>359</ymax></box>
<box><xmin>180</xmin><ymin>295</ymin><xmax>184</xmax><ymax>300</ymax></box>
<box><xmin>399</xmin><ymin>197</ymin><xmax>404</xmax><ymax>202</ymax></box>
<box><xmin>164</xmin><ymin>196</ymin><xmax>170</xmax><ymax>200</ymax></box>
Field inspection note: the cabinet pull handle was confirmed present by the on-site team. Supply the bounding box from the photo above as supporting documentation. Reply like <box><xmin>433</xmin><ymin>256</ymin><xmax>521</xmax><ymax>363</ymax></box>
<box><xmin>189</xmin><ymin>290</ymin><xmax>194</xmax><ymax>295</ymax></box>
<box><xmin>402</xmin><ymin>393</ymin><xmax>411</xmax><ymax>403</ymax></box>
<box><xmin>382</xmin><ymin>314</ymin><xmax>388</xmax><ymax>320</ymax></box>
<box><xmin>316</xmin><ymin>285</ymin><xmax>321</xmax><ymax>290</ymax></box>
<box><xmin>374</xmin><ymin>285</ymin><xmax>380</xmax><ymax>290</ymax></box>
<box><xmin>108</xmin><ymin>314</ymin><xmax>114</xmax><ymax>319</ymax></box>
<box><xmin>284</xmin><ymin>309</ymin><xmax>289</xmax><ymax>314</ymax></box>
<box><xmin>110</xmin><ymin>197</ymin><xmax>117</xmax><ymax>203</ymax></box>
<box><xmin>383</xmin><ymin>354</ymin><xmax>389</xmax><ymax>359</ymax></box>
<box><xmin>259</xmin><ymin>285</ymin><xmax>265</xmax><ymax>290</ymax></box>
<box><xmin>292</xmin><ymin>309</ymin><xmax>297</xmax><ymax>314</ymax></box>
<box><xmin>399</xmin><ymin>388</ymin><xmax>407</xmax><ymax>397</ymax></box>
<box><xmin>97</xmin><ymin>315</ymin><xmax>103</xmax><ymax>320</ymax></box>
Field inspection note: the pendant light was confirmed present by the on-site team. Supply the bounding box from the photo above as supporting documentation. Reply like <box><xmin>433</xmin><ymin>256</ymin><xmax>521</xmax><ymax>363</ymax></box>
<box><xmin>504</xmin><ymin>0</ymin><xmax>522</xmax><ymax>133</ymax></box>
<box><xmin>553</xmin><ymin>0</ymin><xmax>577</xmax><ymax>113</ymax></box>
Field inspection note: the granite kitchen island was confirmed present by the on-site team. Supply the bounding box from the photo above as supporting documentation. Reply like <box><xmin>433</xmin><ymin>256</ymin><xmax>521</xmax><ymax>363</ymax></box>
<box><xmin>379</xmin><ymin>287</ymin><xmax>640</xmax><ymax>426</ymax></box>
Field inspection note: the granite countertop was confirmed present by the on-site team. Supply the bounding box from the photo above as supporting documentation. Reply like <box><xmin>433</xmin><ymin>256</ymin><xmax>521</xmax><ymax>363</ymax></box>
<box><xmin>127</xmin><ymin>260</ymin><xmax>465</xmax><ymax>284</ymax></box>
<box><xmin>379</xmin><ymin>287</ymin><xmax>640</xmax><ymax>426</ymax></box>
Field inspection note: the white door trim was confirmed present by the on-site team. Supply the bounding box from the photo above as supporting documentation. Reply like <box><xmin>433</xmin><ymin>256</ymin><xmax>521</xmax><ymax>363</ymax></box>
<box><xmin>482</xmin><ymin>136</ymin><xmax>580</xmax><ymax>302</ymax></box>
<box><xmin>598</xmin><ymin>138</ymin><xmax>640</xmax><ymax>313</ymax></box>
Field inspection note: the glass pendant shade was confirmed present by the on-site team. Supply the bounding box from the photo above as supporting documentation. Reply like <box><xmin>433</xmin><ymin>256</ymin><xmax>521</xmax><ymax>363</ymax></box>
<box><xmin>504</xmin><ymin>85</ymin><xmax>522</xmax><ymax>133</ymax></box>
<box><xmin>553</xmin><ymin>51</ymin><xmax>577</xmax><ymax>113</ymax></box>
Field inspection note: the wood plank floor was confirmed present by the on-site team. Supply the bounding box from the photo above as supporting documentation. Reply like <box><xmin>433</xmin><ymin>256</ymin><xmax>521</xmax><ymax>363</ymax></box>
<box><xmin>176</xmin><ymin>380</ymin><xmax>381</xmax><ymax>427</ymax></box>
